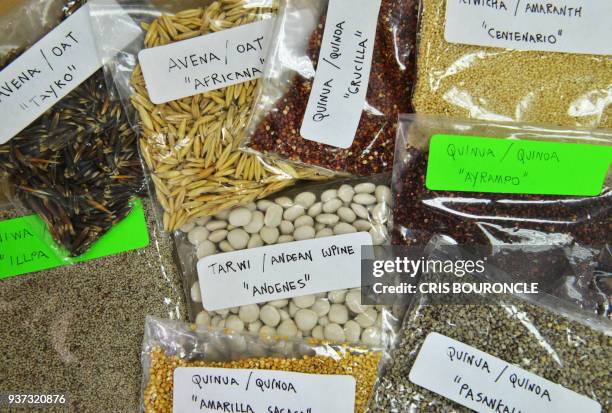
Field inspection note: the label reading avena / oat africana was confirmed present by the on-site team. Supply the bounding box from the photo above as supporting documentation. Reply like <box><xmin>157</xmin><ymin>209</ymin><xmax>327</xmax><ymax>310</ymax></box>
<box><xmin>197</xmin><ymin>232</ymin><xmax>371</xmax><ymax>311</ymax></box>
<box><xmin>409</xmin><ymin>333</ymin><xmax>601</xmax><ymax>413</ymax></box>
<box><xmin>138</xmin><ymin>19</ymin><xmax>274</xmax><ymax>104</ymax></box>
<box><xmin>0</xmin><ymin>200</ymin><xmax>149</xmax><ymax>279</ymax></box>
<box><xmin>173</xmin><ymin>367</ymin><xmax>356</xmax><ymax>413</ymax></box>
<box><xmin>300</xmin><ymin>0</ymin><xmax>382</xmax><ymax>149</ymax></box>
<box><xmin>444</xmin><ymin>0</ymin><xmax>612</xmax><ymax>55</ymax></box>
<box><xmin>0</xmin><ymin>2</ymin><xmax>138</xmax><ymax>144</ymax></box>
<box><xmin>426</xmin><ymin>135</ymin><xmax>612</xmax><ymax>196</ymax></box>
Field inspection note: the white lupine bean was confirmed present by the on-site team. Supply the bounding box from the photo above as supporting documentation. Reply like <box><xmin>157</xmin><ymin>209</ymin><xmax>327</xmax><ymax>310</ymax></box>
<box><xmin>307</xmin><ymin>202</ymin><xmax>322</xmax><ymax>217</ymax></box>
<box><xmin>294</xmin><ymin>226</ymin><xmax>315</xmax><ymax>241</ymax></box>
<box><xmin>283</xmin><ymin>205</ymin><xmax>305</xmax><ymax>221</ymax></box>
<box><xmin>209</xmin><ymin>229</ymin><xmax>228</xmax><ymax>243</ymax></box>
<box><xmin>244</xmin><ymin>211</ymin><xmax>264</xmax><ymax>234</ymax></box>
<box><xmin>188</xmin><ymin>227</ymin><xmax>209</xmax><ymax>245</ymax></box>
<box><xmin>375</xmin><ymin>185</ymin><xmax>392</xmax><ymax>205</ymax></box>
<box><xmin>264</xmin><ymin>204</ymin><xmax>283</xmax><ymax>227</ymax></box>
<box><xmin>227</xmin><ymin>229</ymin><xmax>249</xmax><ymax>249</ymax></box>
<box><xmin>353</xmin><ymin>219</ymin><xmax>372</xmax><ymax>232</ymax></box>
<box><xmin>275</xmin><ymin>196</ymin><xmax>293</xmax><ymax>207</ymax></box>
<box><xmin>353</xmin><ymin>193</ymin><xmax>376</xmax><ymax>205</ymax></box>
<box><xmin>257</xmin><ymin>199</ymin><xmax>274</xmax><ymax>211</ymax></box>
<box><xmin>260</xmin><ymin>226</ymin><xmax>279</xmax><ymax>244</ymax></box>
<box><xmin>191</xmin><ymin>282</ymin><xmax>202</xmax><ymax>302</ymax></box>
<box><xmin>294</xmin><ymin>215</ymin><xmax>314</xmax><ymax>228</ymax></box>
<box><xmin>337</xmin><ymin>207</ymin><xmax>357</xmax><ymax>223</ymax></box>
<box><xmin>278</xmin><ymin>235</ymin><xmax>294</xmax><ymax>243</ymax></box>
<box><xmin>315</xmin><ymin>228</ymin><xmax>334</xmax><ymax>238</ymax></box>
<box><xmin>228</xmin><ymin>207</ymin><xmax>252</xmax><ymax>227</ymax></box>
<box><xmin>247</xmin><ymin>234</ymin><xmax>263</xmax><ymax>248</ymax></box>
<box><xmin>333</xmin><ymin>223</ymin><xmax>357</xmax><ymax>235</ymax></box>
<box><xmin>324</xmin><ymin>323</ymin><xmax>345</xmax><ymax>341</ymax></box>
<box><xmin>338</xmin><ymin>184</ymin><xmax>355</xmax><ymax>203</ymax></box>
<box><xmin>295</xmin><ymin>192</ymin><xmax>316</xmax><ymax>208</ymax></box>
<box><xmin>355</xmin><ymin>182</ymin><xmax>376</xmax><ymax>193</ymax></box>
<box><xmin>279</xmin><ymin>220</ymin><xmax>294</xmax><ymax>235</ymax></box>
<box><xmin>315</xmin><ymin>214</ymin><xmax>339</xmax><ymax>225</ymax></box>
<box><xmin>196</xmin><ymin>240</ymin><xmax>216</xmax><ymax>258</ymax></box>
<box><xmin>350</xmin><ymin>203</ymin><xmax>369</xmax><ymax>219</ymax></box>
<box><xmin>323</xmin><ymin>198</ymin><xmax>342</xmax><ymax>213</ymax></box>
<box><xmin>219</xmin><ymin>240</ymin><xmax>234</xmax><ymax>252</ymax></box>
<box><xmin>321</xmin><ymin>189</ymin><xmax>338</xmax><ymax>202</ymax></box>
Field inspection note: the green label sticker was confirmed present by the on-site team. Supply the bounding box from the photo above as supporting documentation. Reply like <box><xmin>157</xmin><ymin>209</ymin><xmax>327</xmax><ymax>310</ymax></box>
<box><xmin>426</xmin><ymin>135</ymin><xmax>612</xmax><ymax>196</ymax></box>
<box><xmin>0</xmin><ymin>199</ymin><xmax>149</xmax><ymax>280</ymax></box>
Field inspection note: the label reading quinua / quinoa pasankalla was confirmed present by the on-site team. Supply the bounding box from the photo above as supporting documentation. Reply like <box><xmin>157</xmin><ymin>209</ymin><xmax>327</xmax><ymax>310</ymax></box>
<box><xmin>426</xmin><ymin>134</ymin><xmax>612</xmax><ymax>196</ymax></box>
<box><xmin>409</xmin><ymin>333</ymin><xmax>601</xmax><ymax>413</ymax></box>
<box><xmin>0</xmin><ymin>199</ymin><xmax>149</xmax><ymax>280</ymax></box>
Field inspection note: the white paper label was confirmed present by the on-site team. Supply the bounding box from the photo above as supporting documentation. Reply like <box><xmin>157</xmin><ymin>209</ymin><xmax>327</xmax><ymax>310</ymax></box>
<box><xmin>300</xmin><ymin>0</ymin><xmax>381</xmax><ymax>149</ymax></box>
<box><xmin>197</xmin><ymin>232</ymin><xmax>370</xmax><ymax>311</ymax></box>
<box><xmin>173</xmin><ymin>367</ymin><xmax>356</xmax><ymax>413</ymax></box>
<box><xmin>409</xmin><ymin>332</ymin><xmax>601</xmax><ymax>413</ymax></box>
<box><xmin>0</xmin><ymin>3</ymin><xmax>138</xmax><ymax>144</ymax></box>
<box><xmin>444</xmin><ymin>0</ymin><xmax>612</xmax><ymax>55</ymax></box>
<box><xmin>138</xmin><ymin>19</ymin><xmax>274</xmax><ymax>104</ymax></box>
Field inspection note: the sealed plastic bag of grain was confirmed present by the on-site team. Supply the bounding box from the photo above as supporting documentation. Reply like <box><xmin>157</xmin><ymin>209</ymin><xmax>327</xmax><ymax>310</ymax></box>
<box><xmin>89</xmin><ymin>0</ymin><xmax>327</xmax><ymax>232</ymax></box>
<box><xmin>413</xmin><ymin>0</ymin><xmax>612</xmax><ymax>128</ymax></box>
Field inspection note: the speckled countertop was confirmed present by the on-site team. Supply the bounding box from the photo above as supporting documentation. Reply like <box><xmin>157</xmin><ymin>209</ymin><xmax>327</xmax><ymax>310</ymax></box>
<box><xmin>0</xmin><ymin>198</ymin><xmax>186</xmax><ymax>412</ymax></box>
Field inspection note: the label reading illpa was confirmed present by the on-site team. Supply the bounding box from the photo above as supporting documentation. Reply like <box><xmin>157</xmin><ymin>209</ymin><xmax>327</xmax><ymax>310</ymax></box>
<box><xmin>445</xmin><ymin>0</ymin><xmax>612</xmax><ymax>55</ymax></box>
<box><xmin>138</xmin><ymin>19</ymin><xmax>274</xmax><ymax>104</ymax></box>
<box><xmin>409</xmin><ymin>333</ymin><xmax>601</xmax><ymax>413</ymax></box>
<box><xmin>197</xmin><ymin>232</ymin><xmax>370</xmax><ymax>311</ymax></box>
<box><xmin>300</xmin><ymin>0</ymin><xmax>381</xmax><ymax>148</ymax></box>
<box><xmin>0</xmin><ymin>2</ymin><xmax>138</xmax><ymax>144</ymax></box>
<box><xmin>173</xmin><ymin>367</ymin><xmax>356</xmax><ymax>413</ymax></box>
<box><xmin>426</xmin><ymin>134</ymin><xmax>612</xmax><ymax>196</ymax></box>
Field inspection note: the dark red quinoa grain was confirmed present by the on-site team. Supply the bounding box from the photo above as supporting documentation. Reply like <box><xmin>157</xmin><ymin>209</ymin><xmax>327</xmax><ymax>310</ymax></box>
<box><xmin>247</xmin><ymin>0</ymin><xmax>417</xmax><ymax>175</ymax></box>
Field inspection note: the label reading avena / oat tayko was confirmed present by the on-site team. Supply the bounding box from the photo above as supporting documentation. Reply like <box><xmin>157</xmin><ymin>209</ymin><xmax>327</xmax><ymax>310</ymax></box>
<box><xmin>300</xmin><ymin>0</ymin><xmax>382</xmax><ymax>149</ymax></box>
<box><xmin>426</xmin><ymin>134</ymin><xmax>612</xmax><ymax>196</ymax></box>
<box><xmin>197</xmin><ymin>232</ymin><xmax>371</xmax><ymax>311</ymax></box>
<box><xmin>138</xmin><ymin>19</ymin><xmax>275</xmax><ymax>104</ymax></box>
<box><xmin>0</xmin><ymin>200</ymin><xmax>149</xmax><ymax>280</ymax></box>
<box><xmin>445</xmin><ymin>0</ymin><xmax>612</xmax><ymax>55</ymax></box>
<box><xmin>173</xmin><ymin>367</ymin><xmax>356</xmax><ymax>413</ymax></box>
<box><xmin>409</xmin><ymin>332</ymin><xmax>601</xmax><ymax>413</ymax></box>
<box><xmin>0</xmin><ymin>2</ymin><xmax>139</xmax><ymax>144</ymax></box>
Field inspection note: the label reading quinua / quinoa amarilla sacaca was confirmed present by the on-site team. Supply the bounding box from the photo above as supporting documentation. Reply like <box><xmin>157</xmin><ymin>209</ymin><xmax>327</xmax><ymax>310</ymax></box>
<box><xmin>197</xmin><ymin>232</ymin><xmax>371</xmax><ymax>311</ymax></box>
<box><xmin>409</xmin><ymin>333</ymin><xmax>601</xmax><ymax>413</ymax></box>
<box><xmin>300</xmin><ymin>0</ymin><xmax>382</xmax><ymax>149</ymax></box>
<box><xmin>426</xmin><ymin>134</ymin><xmax>612</xmax><ymax>196</ymax></box>
<box><xmin>444</xmin><ymin>0</ymin><xmax>612</xmax><ymax>55</ymax></box>
<box><xmin>0</xmin><ymin>200</ymin><xmax>149</xmax><ymax>280</ymax></box>
<box><xmin>138</xmin><ymin>18</ymin><xmax>275</xmax><ymax>105</ymax></box>
<box><xmin>0</xmin><ymin>1</ymin><xmax>139</xmax><ymax>145</ymax></box>
<box><xmin>173</xmin><ymin>367</ymin><xmax>356</xmax><ymax>413</ymax></box>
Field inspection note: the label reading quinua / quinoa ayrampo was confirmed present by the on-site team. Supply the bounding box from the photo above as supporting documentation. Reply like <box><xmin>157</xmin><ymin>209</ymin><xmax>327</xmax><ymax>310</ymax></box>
<box><xmin>409</xmin><ymin>333</ymin><xmax>601</xmax><ymax>413</ymax></box>
<box><xmin>444</xmin><ymin>0</ymin><xmax>612</xmax><ymax>55</ymax></box>
<box><xmin>426</xmin><ymin>134</ymin><xmax>612</xmax><ymax>196</ymax></box>
<box><xmin>300</xmin><ymin>0</ymin><xmax>382</xmax><ymax>149</ymax></box>
<box><xmin>173</xmin><ymin>367</ymin><xmax>356</xmax><ymax>413</ymax></box>
<box><xmin>0</xmin><ymin>200</ymin><xmax>149</xmax><ymax>280</ymax></box>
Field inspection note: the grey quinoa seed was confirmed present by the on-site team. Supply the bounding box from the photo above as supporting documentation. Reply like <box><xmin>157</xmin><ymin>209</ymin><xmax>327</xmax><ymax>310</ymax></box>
<box><xmin>0</xmin><ymin>198</ymin><xmax>186</xmax><ymax>412</ymax></box>
<box><xmin>369</xmin><ymin>295</ymin><xmax>612</xmax><ymax>412</ymax></box>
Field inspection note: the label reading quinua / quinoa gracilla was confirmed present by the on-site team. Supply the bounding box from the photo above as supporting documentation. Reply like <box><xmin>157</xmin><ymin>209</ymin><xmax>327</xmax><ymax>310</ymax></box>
<box><xmin>409</xmin><ymin>333</ymin><xmax>601</xmax><ymax>413</ymax></box>
<box><xmin>0</xmin><ymin>200</ymin><xmax>149</xmax><ymax>280</ymax></box>
<box><xmin>300</xmin><ymin>0</ymin><xmax>382</xmax><ymax>149</ymax></box>
<box><xmin>426</xmin><ymin>135</ymin><xmax>612</xmax><ymax>196</ymax></box>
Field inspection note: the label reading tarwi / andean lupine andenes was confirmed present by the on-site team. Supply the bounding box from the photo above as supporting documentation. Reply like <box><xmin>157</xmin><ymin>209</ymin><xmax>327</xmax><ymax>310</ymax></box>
<box><xmin>0</xmin><ymin>2</ymin><xmax>139</xmax><ymax>144</ymax></box>
<box><xmin>173</xmin><ymin>367</ymin><xmax>356</xmax><ymax>413</ymax></box>
<box><xmin>300</xmin><ymin>0</ymin><xmax>382</xmax><ymax>149</ymax></box>
<box><xmin>409</xmin><ymin>333</ymin><xmax>601</xmax><ymax>413</ymax></box>
<box><xmin>197</xmin><ymin>232</ymin><xmax>371</xmax><ymax>311</ymax></box>
<box><xmin>426</xmin><ymin>134</ymin><xmax>612</xmax><ymax>196</ymax></box>
<box><xmin>444</xmin><ymin>0</ymin><xmax>612</xmax><ymax>55</ymax></box>
<box><xmin>138</xmin><ymin>18</ymin><xmax>274</xmax><ymax>104</ymax></box>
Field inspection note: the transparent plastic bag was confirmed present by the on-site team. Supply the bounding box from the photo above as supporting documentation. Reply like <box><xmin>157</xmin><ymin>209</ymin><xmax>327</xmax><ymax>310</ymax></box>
<box><xmin>369</xmin><ymin>280</ymin><xmax>612</xmax><ymax>412</ymax></box>
<box><xmin>412</xmin><ymin>0</ymin><xmax>612</xmax><ymax>128</ymax></box>
<box><xmin>175</xmin><ymin>176</ymin><xmax>399</xmax><ymax>345</ymax></box>
<box><xmin>391</xmin><ymin>114</ymin><xmax>612</xmax><ymax>315</ymax></box>
<box><xmin>241</xmin><ymin>0</ymin><xmax>418</xmax><ymax>175</ymax></box>
<box><xmin>0</xmin><ymin>199</ymin><xmax>187</xmax><ymax>412</ymax></box>
<box><xmin>141</xmin><ymin>316</ymin><xmax>385</xmax><ymax>413</ymax></box>
<box><xmin>0</xmin><ymin>1</ymin><xmax>145</xmax><ymax>259</ymax></box>
<box><xmin>89</xmin><ymin>0</ymin><xmax>327</xmax><ymax>233</ymax></box>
